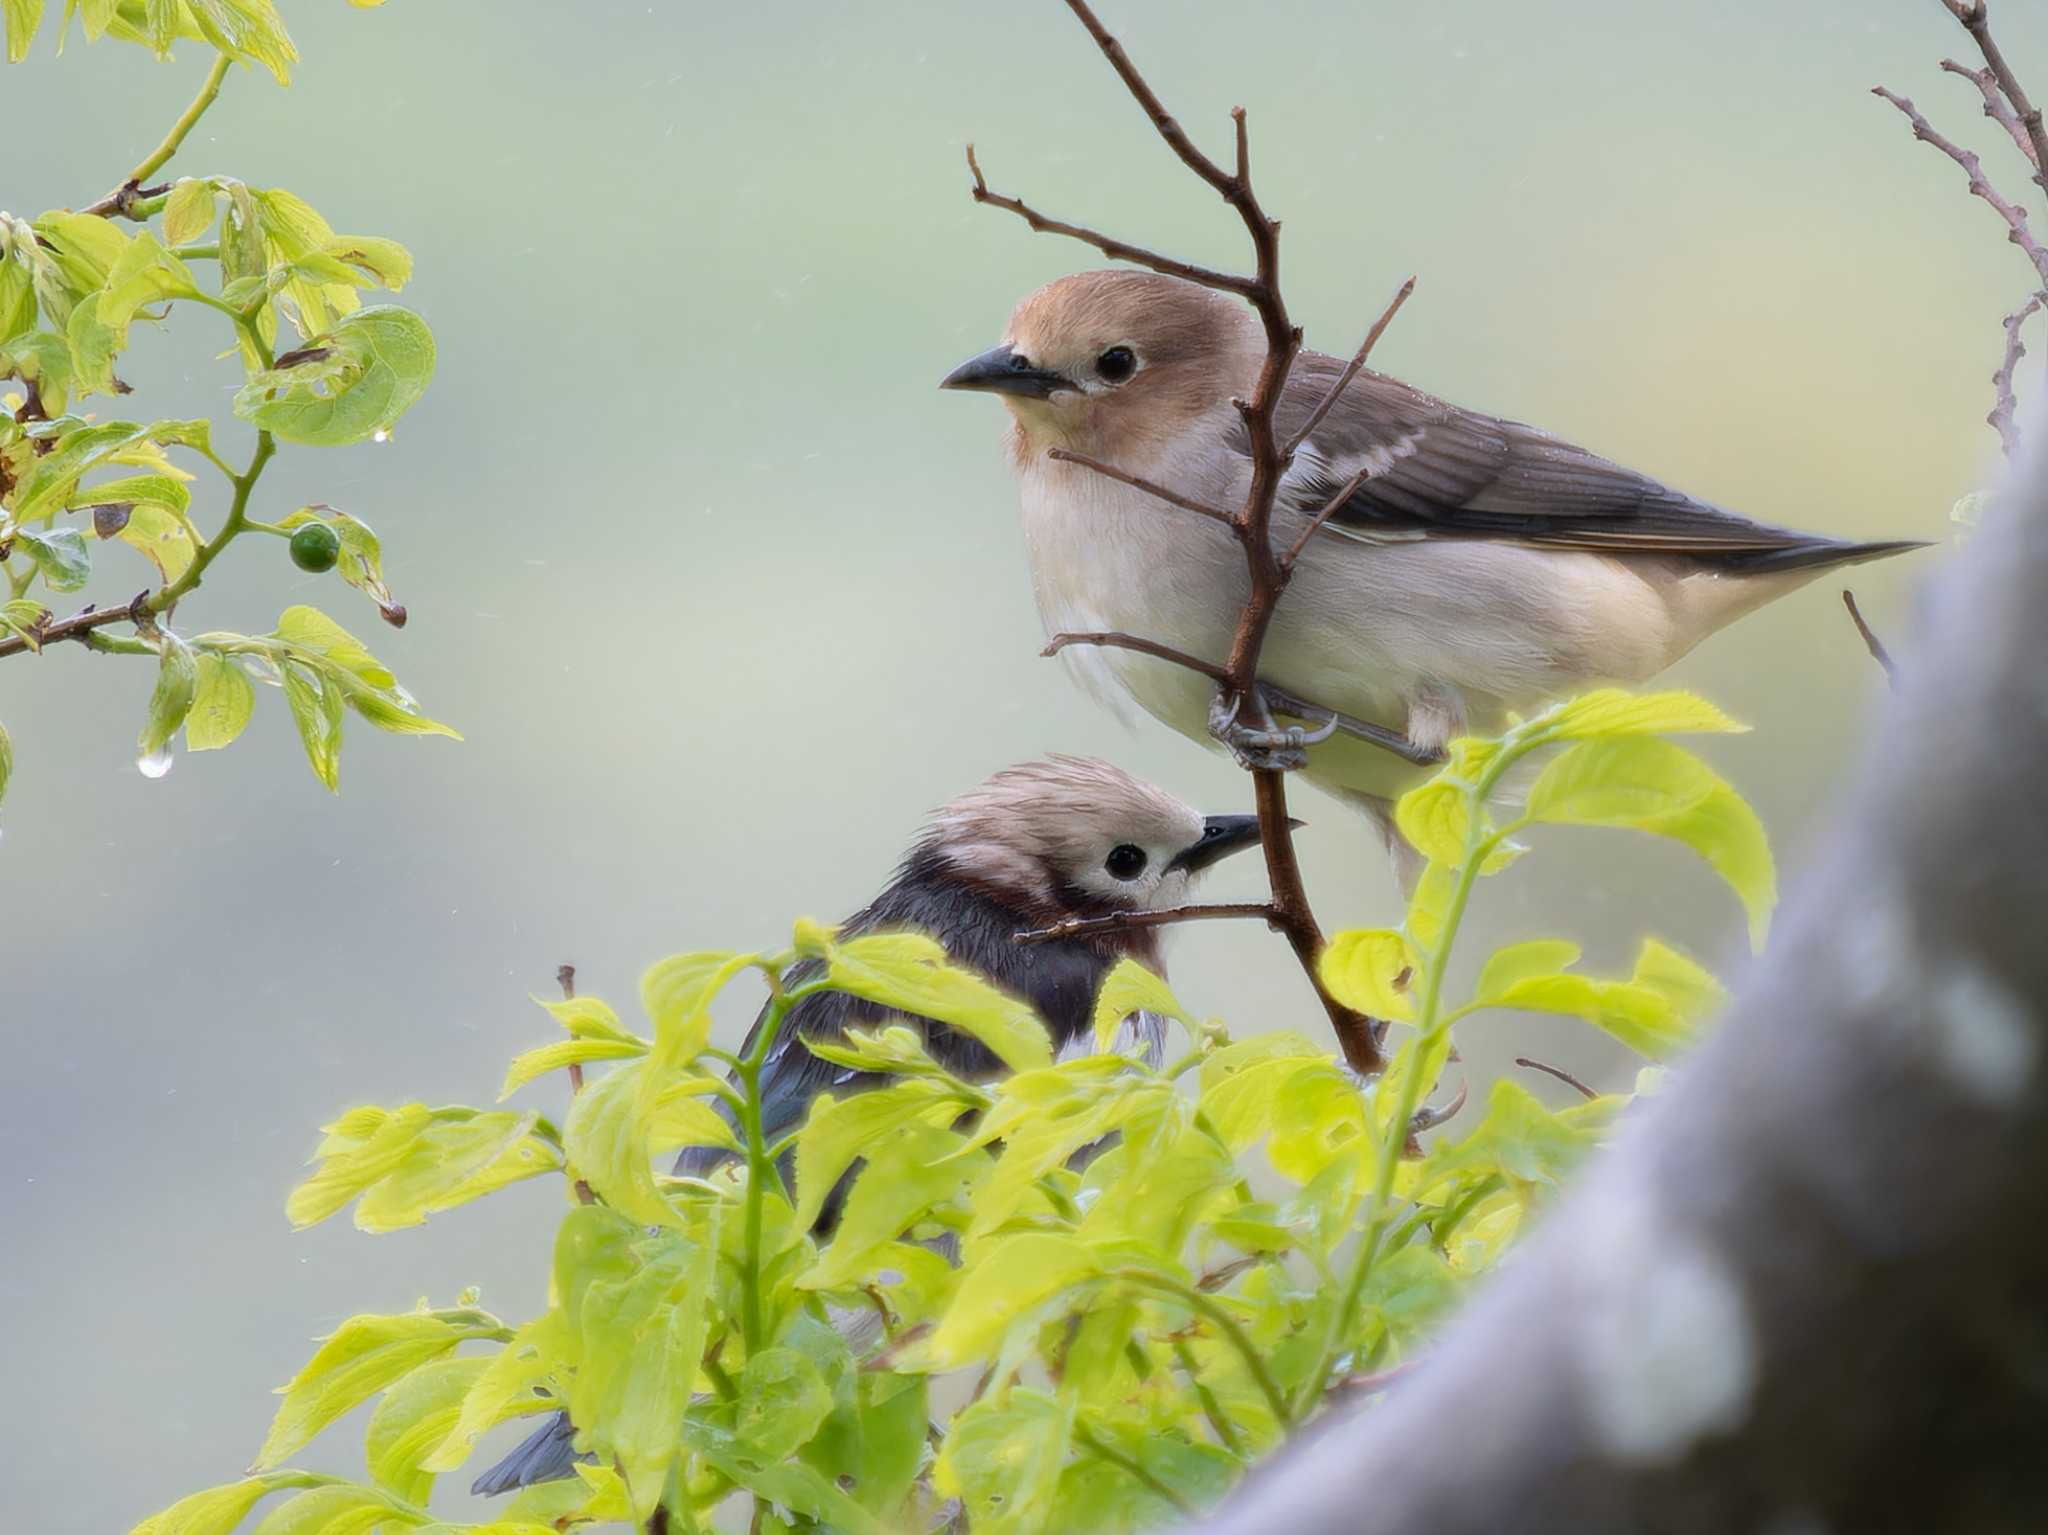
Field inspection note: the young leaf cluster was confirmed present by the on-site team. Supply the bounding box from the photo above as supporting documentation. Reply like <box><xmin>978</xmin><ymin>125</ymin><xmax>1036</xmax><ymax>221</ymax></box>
<box><xmin>127</xmin><ymin>688</ymin><xmax>1774</xmax><ymax>1534</ymax></box>
<box><xmin>0</xmin><ymin>1</ymin><xmax>445</xmax><ymax>807</ymax></box>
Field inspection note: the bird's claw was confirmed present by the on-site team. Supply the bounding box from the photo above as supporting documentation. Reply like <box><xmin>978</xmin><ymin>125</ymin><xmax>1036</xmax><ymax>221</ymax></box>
<box><xmin>1207</xmin><ymin>686</ymin><xmax>1337</xmax><ymax>771</ymax></box>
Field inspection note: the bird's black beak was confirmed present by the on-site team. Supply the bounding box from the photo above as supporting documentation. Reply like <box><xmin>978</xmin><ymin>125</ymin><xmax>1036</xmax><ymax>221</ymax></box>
<box><xmin>1169</xmin><ymin>813</ymin><xmax>1292</xmax><ymax>876</ymax></box>
<box><xmin>939</xmin><ymin>343</ymin><xmax>1071</xmax><ymax>400</ymax></box>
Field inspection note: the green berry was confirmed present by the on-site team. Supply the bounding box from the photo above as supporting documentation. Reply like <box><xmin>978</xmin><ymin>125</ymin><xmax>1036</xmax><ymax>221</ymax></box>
<box><xmin>290</xmin><ymin>522</ymin><xmax>341</xmax><ymax>573</ymax></box>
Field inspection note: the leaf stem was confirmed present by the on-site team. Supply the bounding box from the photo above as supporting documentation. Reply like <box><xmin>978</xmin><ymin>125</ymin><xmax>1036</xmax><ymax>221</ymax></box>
<box><xmin>1072</xmin><ymin>1423</ymin><xmax>1200</xmax><ymax>1516</ymax></box>
<box><xmin>735</xmin><ymin>986</ymin><xmax>798</xmax><ymax>1353</ymax></box>
<box><xmin>152</xmin><ymin>430</ymin><xmax>274</xmax><ymax>614</ymax></box>
<box><xmin>93</xmin><ymin>51</ymin><xmax>234</xmax><ymax>214</ymax></box>
<box><xmin>1294</xmin><ymin>740</ymin><xmax>1530</xmax><ymax>1414</ymax></box>
<box><xmin>1115</xmin><ymin>1269</ymin><xmax>1292</xmax><ymax>1430</ymax></box>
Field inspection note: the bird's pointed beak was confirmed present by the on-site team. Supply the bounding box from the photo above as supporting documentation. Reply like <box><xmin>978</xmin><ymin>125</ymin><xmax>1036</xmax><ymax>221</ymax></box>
<box><xmin>1169</xmin><ymin>813</ymin><xmax>1294</xmax><ymax>876</ymax></box>
<box><xmin>940</xmin><ymin>342</ymin><xmax>1071</xmax><ymax>400</ymax></box>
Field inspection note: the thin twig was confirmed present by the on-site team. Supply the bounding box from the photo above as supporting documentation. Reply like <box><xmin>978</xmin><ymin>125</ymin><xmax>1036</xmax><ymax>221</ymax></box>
<box><xmin>1514</xmin><ymin>1055</ymin><xmax>1599</xmax><ymax>1102</ymax></box>
<box><xmin>0</xmin><ymin>591</ymin><xmax>151</xmax><ymax>659</ymax></box>
<box><xmin>966</xmin><ymin>145</ymin><xmax>1255</xmax><ymax>298</ymax></box>
<box><xmin>1281</xmin><ymin>276</ymin><xmax>1417</xmax><ymax>460</ymax></box>
<box><xmin>1942</xmin><ymin>59</ymin><xmax>2041</xmax><ymax>171</ymax></box>
<box><xmin>1990</xmin><ymin>291</ymin><xmax>2045</xmax><ymax>457</ymax></box>
<box><xmin>1872</xmin><ymin>85</ymin><xmax>2048</xmax><ymax>284</ymax></box>
<box><xmin>1045</xmin><ymin>447</ymin><xmax>1236</xmax><ymax>526</ymax></box>
<box><xmin>1840</xmin><ymin>590</ymin><xmax>1899</xmax><ymax>688</ymax></box>
<box><xmin>1325</xmin><ymin>1358</ymin><xmax>1422</xmax><ymax>1399</ymax></box>
<box><xmin>559</xmin><ymin>963</ymin><xmax>597</xmax><ymax>1205</ymax></box>
<box><xmin>1947</xmin><ymin>0</ymin><xmax>2048</xmax><ymax>200</ymax></box>
<box><xmin>1279</xmin><ymin>464</ymin><xmax>1374</xmax><ymax>571</ymax></box>
<box><xmin>1015</xmin><ymin>902</ymin><xmax>1280</xmax><ymax>946</ymax></box>
<box><xmin>1042</xmin><ymin>629</ymin><xmax>1230</xmax><ymax>683</ymax></box>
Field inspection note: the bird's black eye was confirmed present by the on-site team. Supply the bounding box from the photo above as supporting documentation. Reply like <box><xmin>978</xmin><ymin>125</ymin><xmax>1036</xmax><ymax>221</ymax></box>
<box><xmin>1094</xmin><ymin>346</ymin><xmax>1137</xmax><ymax>384</ymax></box>
<box><xmin>1105</xmin><ymin>843</ymin><xmax>1148</xmax><ymax>880</ymax></box>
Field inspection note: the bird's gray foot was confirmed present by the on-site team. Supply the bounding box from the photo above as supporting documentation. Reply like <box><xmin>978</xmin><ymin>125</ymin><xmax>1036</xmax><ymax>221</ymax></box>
<box><xmin>1208</xmin><ymin>686</ymin><xmax>1339</xmax><ymax>771</ymax></box>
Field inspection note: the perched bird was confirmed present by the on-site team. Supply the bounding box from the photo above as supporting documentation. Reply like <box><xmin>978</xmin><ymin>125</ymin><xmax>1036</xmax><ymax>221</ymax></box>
<box><xmin>942</xmin><ymin>270</ymin><xmax>1923</xmax><ymax>882</ymax></box>
<box><xmin>473</xmin><ymin>755</ymin><xmax>1266</xmax><ymax>1496</ymax></box>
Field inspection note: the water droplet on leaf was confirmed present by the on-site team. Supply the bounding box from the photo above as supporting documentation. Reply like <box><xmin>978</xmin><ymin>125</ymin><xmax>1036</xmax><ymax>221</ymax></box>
<box><xmin>137</xmin><ymin>744</ymin><xmax>174</xmax><ymax>779</ymax></box>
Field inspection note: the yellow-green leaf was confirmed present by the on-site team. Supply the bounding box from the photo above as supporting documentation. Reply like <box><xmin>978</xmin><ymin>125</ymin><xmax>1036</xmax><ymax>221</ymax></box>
<box><xmin>128</xmin><ymin>1478</ymin><xmax>273</xmax><ymax>1535</ymax></box>
<box><xmin>419</xmin><ymin>1312</ymin><xmax>571</xmax><ymax>1474</ymax></box>
<box><xmin>162</xmin><ymin>178</ymin><xmax>219</xmax><ymax>245</ymax></box>
<box><xmin>256</xmin><ymin>1310</ymin><xmax>502</xmax><ymax>1469</ymax></box>
<box><xmin>185</xmin><ymin>654</ymin><xmax>255</xmax><ymax>751</ymax></box>
<box><xmin>1473</xmin><ymin>940</ymin><xmax>1582</xmax><ymax>1004</ymax></box>
<box><xmin>3</xmin><ymin>0</ymin><xmax>43</xmax><ymax>63</ymax></box>
<box><xmin>1319</xmin><ymin>928</ymin><xmax>1417</xmax><ymax>1022</ymax></box>
<box><xmin>926</xmin><ymin>1233</ymin><xmax>1101</xmax><ymax>1367</ymax></box>
<box><xmin>364</xmin><ymin>1355</ymin><xmax>489</xmax><ymax>1503</ymax></box>
<box><xmin>1536</xmin><ymin>688</ymin><xmax>1747</xmax><ymax>743</ymax></box>
<box><xmin>1091</xmin><ymin>957</ymin><xmax>1185</xmax><ymax>1051</ymax></box>
<box><xmin>563</xmin><ymin>1063</ymin><xmax>674</xmax><ymax>1227</ymax></box>
<box><xmin>828</xmin><ymin>932</ymin><xmax>1051</xmax><ymax>1072</ymax></box>
<box><xmin>498</xmin><ymin>1036</ymin><xmax>644</xmax><ymax>1099</ymax></box>
<box><xmin>1393</xmin><ymin>778</ymin><xmax>1471</xmax><ymax>868</ymax></box>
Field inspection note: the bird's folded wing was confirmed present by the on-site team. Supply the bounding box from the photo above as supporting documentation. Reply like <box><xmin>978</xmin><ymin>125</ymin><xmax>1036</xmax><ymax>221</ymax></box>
<box><xmin>1270</xmin><ymin>355</ymin><xmax>1840</xmax><ymax>560</ymax></box>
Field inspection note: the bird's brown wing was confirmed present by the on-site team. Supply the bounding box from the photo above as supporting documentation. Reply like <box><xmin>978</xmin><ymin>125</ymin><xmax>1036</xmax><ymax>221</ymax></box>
<box><xmin>1270</xmin><ymin>355</ymin><xmax>1901</xmax><ymax>570</ymax></box>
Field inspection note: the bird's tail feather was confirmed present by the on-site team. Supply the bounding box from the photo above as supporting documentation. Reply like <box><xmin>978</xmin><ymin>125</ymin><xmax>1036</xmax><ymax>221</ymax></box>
<box><xmin>1718</xmin><ymin>536</ymin><xmax>1928</xmax><ymax>576</ymax></box>
<box><xmin>471</xmin><ymin>1410</ymin><xmax>588</xmax><ymax>1497</ymax></box>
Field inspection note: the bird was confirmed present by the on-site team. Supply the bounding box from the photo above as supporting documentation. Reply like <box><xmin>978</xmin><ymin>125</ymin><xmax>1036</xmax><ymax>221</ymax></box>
<box><xmin>941</xmin><ymin>269</ymin><xmax>1924</xmax><ymax>885</ymax></box>
<box><xmin>472</xmin><ymin>755</ymin><xmax>1268</xmax><ymax>1497</ymax></box>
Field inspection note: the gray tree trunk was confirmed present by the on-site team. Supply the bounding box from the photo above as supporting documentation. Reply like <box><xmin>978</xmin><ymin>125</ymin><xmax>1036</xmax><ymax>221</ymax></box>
<box><xmin>1195</xmin><ymin>450</ymin><xmax>2048</xmax><ymax>1534</ymax></box>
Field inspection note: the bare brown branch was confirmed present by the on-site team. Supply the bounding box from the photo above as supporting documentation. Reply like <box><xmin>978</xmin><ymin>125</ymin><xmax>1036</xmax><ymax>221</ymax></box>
<box><xmin>1015</xmin><ymin>901</ymin><xmax>1281</xmax><ymax>946</ymax></box>
<box><xmin>1281</xmin><ymin>276</ymin><xmax>1417</xmax><ymax>461</ymax></box>
<box><xmin>1872</xmin><ymin>84</ymin><xmax>2048</xmax><ymax>283</ymax></box>
<box><xmin>1990</xmin><ymin>291</ymin><xmax>2045</xmax><ymax>457</ymax></box>
<box><xmin>1042</xmin><ymin>629</ymin><xmax>1230</xmax><ymax>683</ymax></box>
<box><xmin>1948</xmin><ymin>0</ymin><xmax>2048</xmax><ymax>199</ymax></box>
<box><xmin>1942</xmin><ymin>59</ymin><xmax>2042</xmax><ymax>172</ymax></box>
<box><xmin>965</xmin><ymin>145</ymin><xmax>1255</xmax><ymax>297</ymax></box>
<box><xmin>1280</xmin><ymin>465</ymin><xmax>1374</xmax><ymax>572</ymax></box>
<box><xmin>1045</xmin><ymin>448</ymin><xmax>1237</xmax><ymax>526</ymax></box>
<box><xmin>1513</xmin><ymin>1055</ymin><xmax>1599</xmax><ymax>1102</ymax></box>
<box><xmin>0</xmin><ymin>591</ymin><xmax>151</xmax><ymax>660</ymax></box>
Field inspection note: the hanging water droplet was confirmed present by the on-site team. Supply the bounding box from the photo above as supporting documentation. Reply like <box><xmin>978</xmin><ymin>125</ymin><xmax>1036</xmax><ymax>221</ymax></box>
<box><xmin>137</xmin><ymin>744</ymin><xmax>175</xmax><ymax>779</ymax></box>
<box><xmin>238</xmin><ymin>654</ymin><xmax>283</xmax><ymax>686</ymax></box>
<box><xmin>371</xmin><ymin>427</ymin><xmax>391</xmax><ymax>443</ymax></box>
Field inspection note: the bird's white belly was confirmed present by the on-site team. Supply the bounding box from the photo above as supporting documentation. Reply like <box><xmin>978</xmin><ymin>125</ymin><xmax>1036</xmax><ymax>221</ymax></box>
<box><xmin>1016</xmin><ymin>464</ymin><xmax>1677</xmax><ymax>804</ymax></box>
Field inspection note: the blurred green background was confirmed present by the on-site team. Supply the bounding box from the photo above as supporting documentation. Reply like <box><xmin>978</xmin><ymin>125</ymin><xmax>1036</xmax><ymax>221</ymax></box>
<box><xmin>1</xmin><ymin>0</ymin><xmax>2025</xmax><ymax>1526</ymax></box>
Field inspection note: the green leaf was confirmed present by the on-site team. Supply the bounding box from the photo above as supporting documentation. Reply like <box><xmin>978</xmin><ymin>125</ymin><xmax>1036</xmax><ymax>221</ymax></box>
<box><xmin>287</xmin><ymin>1103</ymin><xmax>432</xmax><ymax>1228</ymax></box>
<box><xmin>827</xmin><ymin>931</ymin><xmax>1052</xmax><ymax>1072</ymax></box>
<box><xmin>364</xmin><ymin>1355</ymin><xmax>489</xmax><ymax>1504</ymax></box>
<box><xmin>256</xmin><ymin>1308</ymin><xmax>504</xmax><ymax>1468</ymax></box>
<box><xmin>162</xmin><ymin>179</ymin><xmax>219</xmax><ymax>245</ymax></box>
<box><xmin>935</xmin><ymin>1389</ymin><xmax>1075</xmax><ymax>1535</ymax></box>
<box><xmin>3</xmin><ymin>0</ymin><xmax>41</xmax><ymax>64</ymax></box>
<box><xmin>6</xmin><ymin>418</ymin><xmax>151</xmax><ymax>521</ymax></box>
<box><xmin>182</xmin><ymin>0</ymin><xmax>296</xmax><ymax>84</ymax></box>
<box><xmin>499</xmin><ymin>1036</ymin><xmax>644</xmax><ymax>1098</ymax></box>
<box><xmin>563</xmin><ymin>1062</ymin><xmax>674</xmax><ymax>1227</ymax></box>
<box><xmin>684</xmin><ymin>1413</ymin><xmax>886</xmax><ymax>1535</ymax></box>
<box><xmin>1394</xmin><ymin>778</ymin><xmax>1471</xmax><ymax>868</ymax></box>
<box><xmin>1525</xmin><ymin>737</ymin><xmax>1775</xmax><ymax>948</ymax></box>
<box><xmin>0</xmin><ymin>251</ymin><xmax>34</xmax><ymax>342</ymax></box>
<box><xmin>734</xmin><ymin>1347</ymin><xmax>835</xmax><ymax>1458</ymax></box>
<box><xmin>245</xmin><ymin>1484</ymin><xmax>414</xmax><ymax>1535</ymax></box>
<box><xmin>233</xmin><ymin>304</ymin><xmax>435</xmax><ymax>446</ymax></box>
<box><xmin>322</xmin><ymin>235</ymin><xmax>412</xmax><ymax>290</ymax></box>
<box><xmin>553</xmin><ymin>1204</ymin><xmax>721</xmax><ymax>1522</ymax></box>
<box><xmin>1482</xmin><ymin>938</ymin><xmax>1726</xmax><ymax>1060</ymax></box>
<box><xmin>138</xmin><ymin>633</ymin><xmax>199</xmax><ymax>763</ymax></box>
<box><xmin>185</xmin><ymin>654</ymin><xmax>255</xmax><ymax>751</ymax></box>
<box><xmin>1319</xmin><ymin>928</ymin><xmax>1416</xmax><ymax>1022</ymax></box>
<box><xmin>800</xmin><ymin>1120</ymin><xmax>986</xmax><ymax>1290</ymax></box>
<box><xmin>1473</xmin><ymin>940</ymin><xmax>1583</xmax><ymax>1004</ymax></box>
<box><xmin>926</xmin><ymin>1233</ymin><xmax>1101</xmax><ymax>1367</ymax></box>
<box><xmin>352</xmin><ymin>1110</ymin><xmax>561</xmax><ymax>1232</ymax></box>
<box><xmin>14</xmin><ymin>525</ymin><xmax>89</xmax><ymax>590</ymax></box>
<box><xmin>1092</xmin><ymin>957</ymin><xmax>1187</xmax><ymax>1052</ymax></box>
<box><xmin>419</xmin><ymin>1312</ymin><xmax>571</xmax><ymax>1475</ymax></box>
<box><xmin>791</xmin><ymin>1076</ymin><xmax>956</xmax><ymax>1230</ymax></box>
<box><xmin>1416</xmin><ymin>1078</ymin><xmax>1596</xmax><ymax>1192</ymax></box>
<box><xmin>128</xmin><ymin>1478</ymin><xmax>275</xmax><ymax>1535</ymax></box>
<box><xmin>0</xmin><ymin>717</ymin><xmax>10</xmax><ymax>804</ymax></box>
<box><xmin>280</xmin><ymin>660</ymin><xmax>343</xmax><ymax>791</ymax></box>
<box><xmin>1535</xmin><ymin>688</ymin><xmax>1747</xmax><ymax>742</ymax></box>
